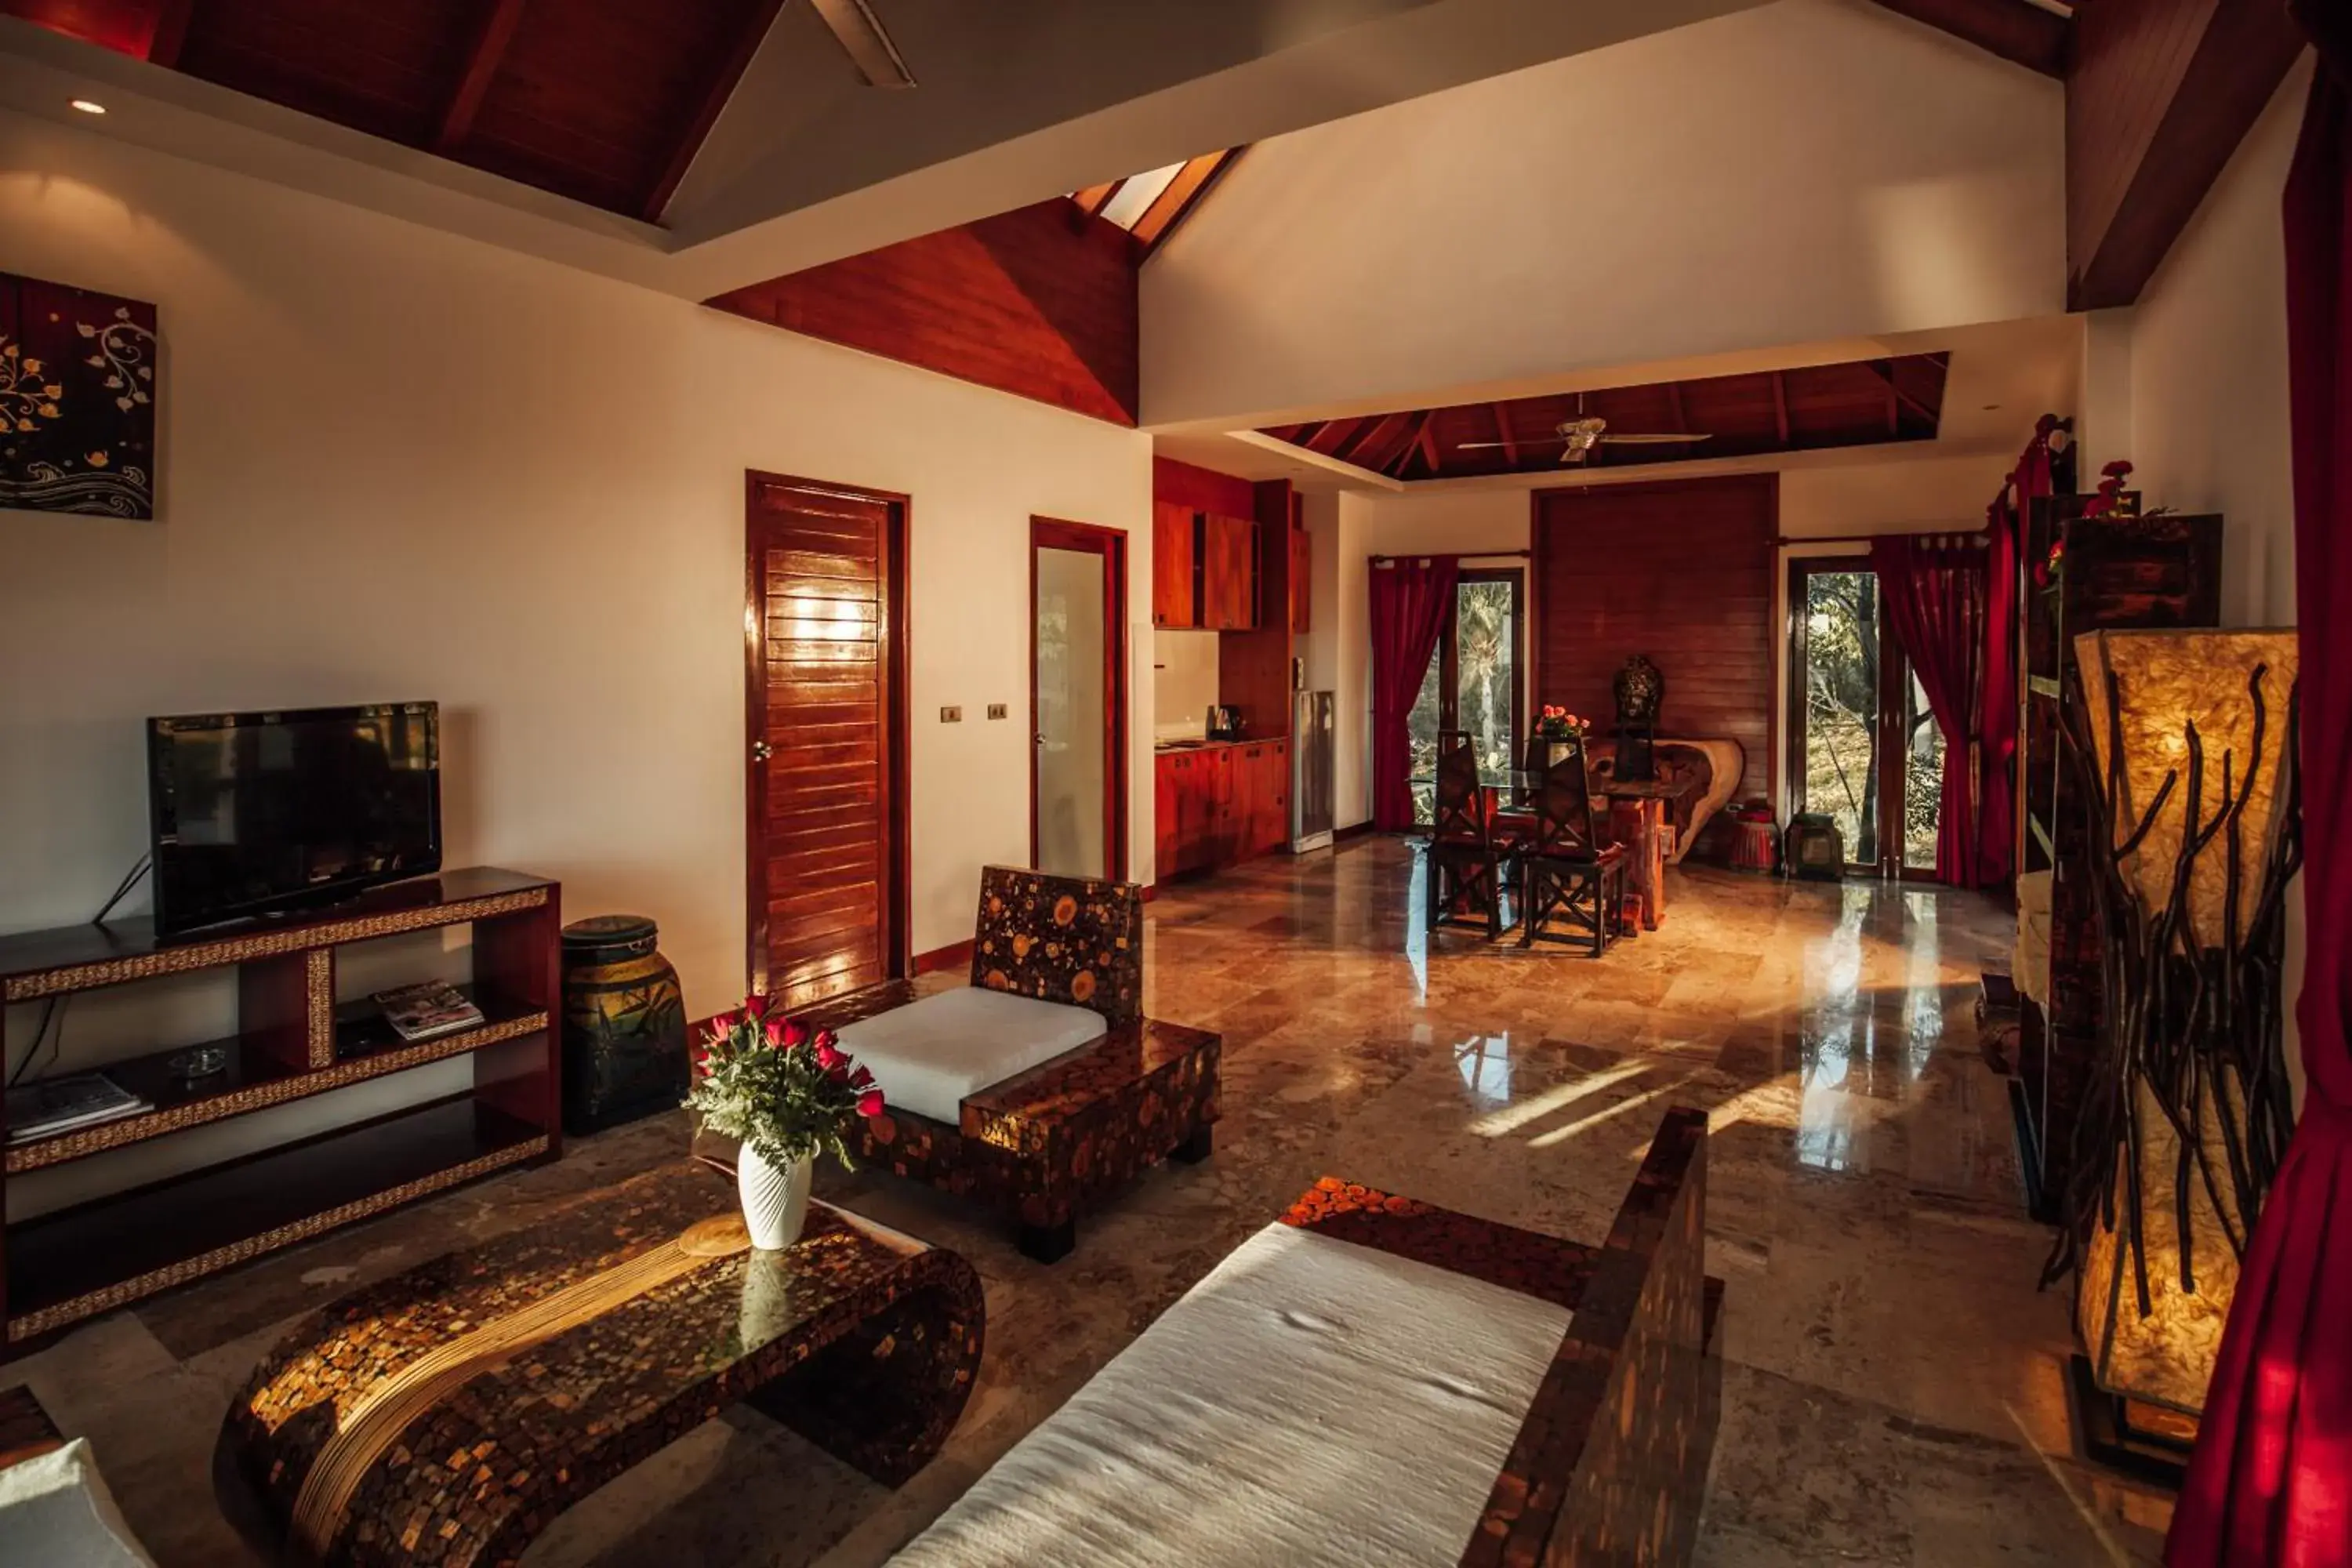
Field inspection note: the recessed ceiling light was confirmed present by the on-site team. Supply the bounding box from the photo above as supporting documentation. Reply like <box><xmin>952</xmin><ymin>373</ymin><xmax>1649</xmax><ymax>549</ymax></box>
<box><xmin>70</xmin><ymin>99</ymin><xmax>106</xmax><ymax>115</ymax></box>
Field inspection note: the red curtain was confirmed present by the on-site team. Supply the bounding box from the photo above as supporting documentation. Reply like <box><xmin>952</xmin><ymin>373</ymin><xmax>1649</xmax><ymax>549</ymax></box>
<box><xmin>2168</xmin><ymin>54</ymin><xmax>2352</xmax><ymax>1568</ymax></box>
<box><xmin>1869</xmin><ymin>534</ymin><xmax>1987</xmax><ymax>887</ymax></box>
<box><xmin>1976</xmin><ymin>418</ymin><xmax>2056</xmax><ymax>885</ymax></box>
<box><xmin>1370</xmin><ymin>557</ymin><xmax>1458</xmax><ymax>831</ymax></box>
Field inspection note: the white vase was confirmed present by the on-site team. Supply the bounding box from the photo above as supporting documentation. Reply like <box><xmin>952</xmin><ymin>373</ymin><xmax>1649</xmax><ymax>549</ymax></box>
<box><xmin>736</xmin><ymin>1142</ymin><xmax>813</xmax><ymax>1250</ymax></box>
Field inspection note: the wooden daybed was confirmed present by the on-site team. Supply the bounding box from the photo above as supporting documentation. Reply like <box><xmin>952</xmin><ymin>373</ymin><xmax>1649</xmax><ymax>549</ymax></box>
<box><xmin>890</xmin><ymin>1106</ymin><xmax>1725</xmax><ymax>1566</ymax></box>
<box><xmin>706</xmin><ymin>867</ymin><xmax>1221</xmax><ymax>1264</ymax></box>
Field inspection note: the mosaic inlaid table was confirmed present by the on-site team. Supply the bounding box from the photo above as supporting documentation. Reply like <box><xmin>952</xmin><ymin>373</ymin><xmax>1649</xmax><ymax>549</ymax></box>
<box><xmin>219</xmin><ymin>1162</ymin><xmax>982</xmax><ymax>1568</ymax></box>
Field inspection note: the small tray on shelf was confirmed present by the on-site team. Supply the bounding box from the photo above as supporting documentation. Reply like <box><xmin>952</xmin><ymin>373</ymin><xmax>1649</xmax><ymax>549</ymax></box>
<box><xmin>4</xmin><ymin>987</ymin><xmax>549</xmax><ymax>1176</ymax></box>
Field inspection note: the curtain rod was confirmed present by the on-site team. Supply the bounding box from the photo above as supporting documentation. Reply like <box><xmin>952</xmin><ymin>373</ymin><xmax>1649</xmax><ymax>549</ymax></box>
<box><xmin>1369</xmin><ymin>550</ymin><xmax>1533</xmax><ymax>564</ymax></box>
<box><xmin>1772</xmin><ymin>529</ymin><xmax>1987</xmax><ymax>547</ymax></box>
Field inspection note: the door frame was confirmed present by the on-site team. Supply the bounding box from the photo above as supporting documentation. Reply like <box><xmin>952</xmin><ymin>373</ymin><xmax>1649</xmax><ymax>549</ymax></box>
<box><xmin>743</xmin><ymin>470</ymin><xmax>913</xmax><ymax>998</ymax></box>
<box><xmin>1784</xmin><ymin>554</ymin><xmax>1938</xmax><ymax>880</ymax></box>
<box><xmin>1029</xmin><ymin>516</ymin><xmax>1130</xmax><ymax>881</ymax></box>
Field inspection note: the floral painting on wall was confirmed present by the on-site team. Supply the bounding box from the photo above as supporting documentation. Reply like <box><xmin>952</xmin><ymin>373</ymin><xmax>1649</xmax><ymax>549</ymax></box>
<box><xmin>1</xmin><ymin>272</ymin><xmax>157</xmax><ymax>519</ymax></box>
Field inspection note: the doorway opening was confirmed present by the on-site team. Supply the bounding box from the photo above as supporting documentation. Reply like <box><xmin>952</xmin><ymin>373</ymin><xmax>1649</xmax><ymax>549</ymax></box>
<box><xmin>1406</xmin><ymin>567</ymin><xmax>1525</xmax><ymax>826</ymax></box>
<box><xmin>1786</xmin><ymin>557</ymin><xmax>1944</xmax><ymax>876</ymax></box>
<box><xmin>744</xmin><ymin>471</ymin><xmax>910</xmax><ymax>1009</ymax></box>
<box><xmin>1032</xmin><ymin>517</ymin><xmax>1129</xmax><ymax>880</ymax></box>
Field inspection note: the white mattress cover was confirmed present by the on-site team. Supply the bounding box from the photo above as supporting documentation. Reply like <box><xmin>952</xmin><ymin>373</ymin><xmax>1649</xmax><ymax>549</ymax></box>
<box><xmin>834</xmin><ymin>986</ymin><xmax>1107</xmax><ymax>1125</ymax></box>
<box><xmin>888</xmin><ymin>1220</ymin><xmax>1572</xmax><ymax>1568</ymax></box>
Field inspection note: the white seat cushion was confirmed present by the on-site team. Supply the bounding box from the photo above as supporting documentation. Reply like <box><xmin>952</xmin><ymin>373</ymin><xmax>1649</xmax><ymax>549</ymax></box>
<box><xmin>887</xmin><ymin>1221</ymin><xmax>1571</xmax><ymax>1567</ymax></box>
<box><xmin>0</xmin><ymin>1438</ymin><xmax>157</xmax><ymax>1567</ymax></box>
<box><xmin>835</xmin><ymin>987</ymin><xmax>1109</xmax><ymax>1126</ymax></box>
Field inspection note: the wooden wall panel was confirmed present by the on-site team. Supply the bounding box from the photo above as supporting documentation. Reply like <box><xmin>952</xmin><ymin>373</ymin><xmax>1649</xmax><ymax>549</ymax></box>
<box><xmin>1533</xmin><ymin>475</ymin><xmax>1777</xmax><ymax>818</ymax></box>
<box><xmin>709</xmin><ymin>199</ymin><xmax>1139</xmax><ymax>425</ymax></box>
<box><xmin>1152</xmin><ymin>456</ymin><xmax>1257</xmax><ymax>517</ymax></box>
<box><xmin>2065</xmin><ymin>0</ymin><xmax>2304</xmax><ymax>309</ymax></box>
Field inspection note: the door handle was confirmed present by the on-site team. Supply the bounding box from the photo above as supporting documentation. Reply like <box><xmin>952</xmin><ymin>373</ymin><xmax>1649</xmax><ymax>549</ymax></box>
<box><xmin>750</xmin><ymin>739</ymin><xmax>773</xmax><ymax>763</ymax></box>
<box><xmin>1033</xmin><ymin>733</ymin><xmax>1048</xmax><ymax>746</ymax></box>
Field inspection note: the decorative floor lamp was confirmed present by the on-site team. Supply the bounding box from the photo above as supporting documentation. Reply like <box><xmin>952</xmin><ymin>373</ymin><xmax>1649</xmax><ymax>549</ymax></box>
<box><xmin>2045</xmin><ymin>629</ymin><xmax>2302</xmax><ymax>1483</ymax></box>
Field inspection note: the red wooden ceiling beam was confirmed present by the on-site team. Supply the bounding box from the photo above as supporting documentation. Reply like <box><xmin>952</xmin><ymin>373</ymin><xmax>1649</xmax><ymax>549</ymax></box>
<box><xmin>145</xmin><ymin>0</ymin><xmax>194</xmax><ymax>66</ymax></box>
<box><xmin>1414</xmin><ymin>413</ymin><xmax>1443</xmax><ymax>478</ymax></box>
<box><xmin>639</xmin><ymin>0</ymin><xmax>789</xmax><ymax>224</ymax></box>
<box><xmin>2065</xmin><ymin>0</ymin><xmax>2305</xmax><ymax>309</ymax></box>
<box><xmin>1070</xmin><ymin>179</ymin><xmax>1125</xmax><ymax>221</ymax></box>
<box><xmin>1490</xmin><ymin>404</ymin><xmax>1517</xmax><ymax>463</ymax></box>
<box><xmin>1131</xmin><ymin>148</ymin><xmax>1243</xmax><ymax>261</ymax></box>
<box><xmin>1308</xmin><ymin>416</ymin><xmax>1364</xmax><ymax>456</ymax></box>
<box><xmin>1338</xmin><ymin>412</ymin><xmax>1411</xmax><ymax>468</ymax></box>
<box><xmin>435</xmin><ymin>0</ymin><xmax>528</xmax><ymax>154</ymax></box>
<box><xmin>1770</xmin><ymin>372</ymin><xmax>1791</xmax><ymax>446</ymax></box>
<box><xmin>1866</xmin><ymin>0</ymin><xmax>2067</xmax><ymax>77</ymax></box>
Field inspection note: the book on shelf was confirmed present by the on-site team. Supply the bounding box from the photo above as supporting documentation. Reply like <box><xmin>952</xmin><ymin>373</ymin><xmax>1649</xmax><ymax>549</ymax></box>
<box><xmin>6</xmin><ymin>1073</ymin><xmax>153</xmax><ymax>1144</ymax></box>
<box><xmin>373</xmin><ymin>981</ymin><xmax>485</xmax><ymax>1044</ymax></box>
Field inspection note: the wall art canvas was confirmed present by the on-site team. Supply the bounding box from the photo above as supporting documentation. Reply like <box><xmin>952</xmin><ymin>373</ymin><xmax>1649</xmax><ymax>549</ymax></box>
<box><xmin>1</xmin><ymin>272</ymin><xmax>157</xmax><ymax>519</ymax></box>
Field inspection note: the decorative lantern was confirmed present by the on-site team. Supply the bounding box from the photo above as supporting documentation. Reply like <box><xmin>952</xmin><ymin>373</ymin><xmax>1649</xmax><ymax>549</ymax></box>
<box><xmin>2051</xmin><ymin>629</ymin><xmax>2301</xmax><ymax>1479</ymax></box>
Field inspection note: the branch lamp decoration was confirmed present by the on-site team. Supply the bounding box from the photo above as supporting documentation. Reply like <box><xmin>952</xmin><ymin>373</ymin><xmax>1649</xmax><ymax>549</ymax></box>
<box><xmin>2044</xmin><ymin>629</ymin><xmax>2303</xmax><ymax>1480</ymax></box>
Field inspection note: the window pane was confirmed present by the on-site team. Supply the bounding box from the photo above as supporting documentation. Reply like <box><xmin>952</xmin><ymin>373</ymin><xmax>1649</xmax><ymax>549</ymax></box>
<box><xmin>1903</xmin><ymin>666</ymin><xmax>1945</xmax><ymax>872</ymax></box>
<box><xmin>1455</xmin><ymin>579</ymin><xmax>1516</xmax><ymax>782</ymax></box>
<box><xmin>1407</xmin><ymin>639</ymin><xmax>1442</xmax><ymax>826</ymax></box>
<box><xmin>1800</xmin><ymin>571</ymin><xmax>1881</xmax><ymax>865</ymax></box>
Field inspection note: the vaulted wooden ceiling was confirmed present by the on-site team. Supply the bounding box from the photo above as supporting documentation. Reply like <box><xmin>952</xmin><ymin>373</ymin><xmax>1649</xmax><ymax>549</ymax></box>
<box><xmin>1</xmin><ymin>0</ymin><xmax>786</xmax><ymax>220</ymax></box>
<box><xmin>1258</xmin><ymin>354</ymin><xmax>1952</xmax><ymax>483</ymax></box>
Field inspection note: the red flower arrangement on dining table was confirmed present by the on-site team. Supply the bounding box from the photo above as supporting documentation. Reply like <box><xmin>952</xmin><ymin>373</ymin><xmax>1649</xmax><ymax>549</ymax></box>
<box><xmin>1536</xmin><ymin>705</ymin><xmax>1592</xmax><ymax>742</ymax></box>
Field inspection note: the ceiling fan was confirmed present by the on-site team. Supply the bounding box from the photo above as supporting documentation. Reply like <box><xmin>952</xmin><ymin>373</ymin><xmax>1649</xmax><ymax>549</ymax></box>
<box><xmin>809</xmin><ymin>0</ymin><xmax>916</xmax><ymax>88</ymax></box>
<box><xmin>1457</xmin><ymin>417</ymin><xmax>1711</xmax><ymax>465</ymax></box>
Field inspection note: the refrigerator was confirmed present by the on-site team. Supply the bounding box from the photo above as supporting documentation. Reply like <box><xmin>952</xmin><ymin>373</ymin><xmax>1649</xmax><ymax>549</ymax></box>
<box><xmin>1291</xmin><ymin>690</ymin><xmax>1335</xmax><ymax>852</ymax></box>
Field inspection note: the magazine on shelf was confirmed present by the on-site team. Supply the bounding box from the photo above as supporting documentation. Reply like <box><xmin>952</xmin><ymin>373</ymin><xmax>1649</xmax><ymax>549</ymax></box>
<box><xmin>373</xmin><ymin>980</ymin><xmax>485</xmax><ymax>1043</ymax></box>
<box><xmin>6</xmin><ymin>1073</ymin><xmax>153</xmax><ymax>1144</ymax></box>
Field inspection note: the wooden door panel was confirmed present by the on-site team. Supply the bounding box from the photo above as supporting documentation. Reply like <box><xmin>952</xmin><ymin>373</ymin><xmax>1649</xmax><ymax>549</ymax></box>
<box><xmin>750</xmin><ymin>478</ymin><xmax>902</xmax><ymax>1011</ymax></box>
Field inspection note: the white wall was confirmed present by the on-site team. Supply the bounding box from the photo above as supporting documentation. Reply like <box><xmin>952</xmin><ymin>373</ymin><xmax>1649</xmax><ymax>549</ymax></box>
<box><xmin>0</xmin><ymin>107</ymin><xmax>1153</xmax><ymax>1210</ymax></box>
<box><xmin>2113</xmin><ymin>56</ymin><xmax>2311</xmax><ymax>1098</ymax></box>
<box><xmin>1142</xmin><ymin>0</ymin><xmax>2065</xmax><ymax>426</ymax></box>
<box><xmin>1152</xmin><ymin>630</ymin><xmax>1221</xmax><ymax>741</ymax></box>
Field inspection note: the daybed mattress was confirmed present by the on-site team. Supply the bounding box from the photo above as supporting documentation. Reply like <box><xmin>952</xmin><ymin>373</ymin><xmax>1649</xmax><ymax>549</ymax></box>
<box><xmin>887</xmin><ymin>1218</ymin><xmax>1570</xmax><ymax>1567</ymax></box>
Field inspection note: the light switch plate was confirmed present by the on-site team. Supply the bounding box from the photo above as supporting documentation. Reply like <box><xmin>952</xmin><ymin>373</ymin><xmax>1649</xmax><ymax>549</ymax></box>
<box><xmin>986</xmin><ymin>703</ymin><xmax>1008</xmax><ymax>720</ymax></box>
<box><xmin>940</xmin><ymin>705</ymin><xmax>962</xmax><ymax>722</ymax></box>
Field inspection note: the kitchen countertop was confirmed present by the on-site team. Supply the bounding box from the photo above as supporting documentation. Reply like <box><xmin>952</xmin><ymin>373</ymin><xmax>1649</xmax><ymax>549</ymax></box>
<box><xmin>1154</xmin><ymin>736</ymin><xmax>1284</xmax><ymax>753</ymax></box>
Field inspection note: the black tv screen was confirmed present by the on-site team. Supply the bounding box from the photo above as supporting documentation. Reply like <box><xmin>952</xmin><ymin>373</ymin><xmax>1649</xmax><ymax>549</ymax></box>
<box><xmin>147</xmin><ymin>702</ymin><xmax>442</xmax><ymax>936</ymax></box>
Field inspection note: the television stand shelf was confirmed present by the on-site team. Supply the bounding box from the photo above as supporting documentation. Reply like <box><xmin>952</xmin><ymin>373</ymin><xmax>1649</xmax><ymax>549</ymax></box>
<box><xmin>0</xmin><ymin>866</ymin><xmax>561</xmax><ymax>1351</ymax></box>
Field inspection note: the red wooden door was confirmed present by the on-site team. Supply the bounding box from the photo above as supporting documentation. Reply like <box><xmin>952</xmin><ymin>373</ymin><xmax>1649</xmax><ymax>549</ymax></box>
<box><xmin>746</xmin><ymin>474</ymin><xmax>906</xmax><ymax>1011</ymax></box>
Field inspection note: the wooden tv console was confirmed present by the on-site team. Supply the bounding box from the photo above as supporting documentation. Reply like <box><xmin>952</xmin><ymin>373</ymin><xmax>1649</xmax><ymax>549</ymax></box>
<box><xmin>0</xmin><ymin>867</ymin><xmax>561</xmax><ymax>1352</ymax></box>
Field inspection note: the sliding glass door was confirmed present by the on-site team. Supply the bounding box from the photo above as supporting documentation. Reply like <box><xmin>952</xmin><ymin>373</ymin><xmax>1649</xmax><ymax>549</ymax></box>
<box><xmin>1788</xmin><ymin>559</ymin><xmax>1944</xmax><ymax>876</ymax></box>
<box><xmin>1406</xmin><ymin>568</ymin><xmax>1523</xmax><ymax>826</ymax></box>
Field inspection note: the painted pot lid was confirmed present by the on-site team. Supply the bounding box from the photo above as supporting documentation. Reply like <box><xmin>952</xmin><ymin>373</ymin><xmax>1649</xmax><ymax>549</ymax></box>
<box><xmin>563</xmin><ymin>913</ymin><xmax>658</xmax><ymax>949</ymax></box>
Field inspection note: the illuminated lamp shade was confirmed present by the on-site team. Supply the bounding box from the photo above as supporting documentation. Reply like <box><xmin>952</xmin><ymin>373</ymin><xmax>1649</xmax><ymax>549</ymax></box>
<box><xmin>2064</xmin><ymin>629</ymin><xmax>2300</xmax><ymax>1443</ymax></box>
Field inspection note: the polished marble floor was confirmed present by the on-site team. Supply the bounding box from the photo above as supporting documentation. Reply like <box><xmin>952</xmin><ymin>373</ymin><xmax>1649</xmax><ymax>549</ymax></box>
<box><xmin>4</xmin><ymin>838</ymin><xmax>2175</xmax><ymax>1565</ymax></box>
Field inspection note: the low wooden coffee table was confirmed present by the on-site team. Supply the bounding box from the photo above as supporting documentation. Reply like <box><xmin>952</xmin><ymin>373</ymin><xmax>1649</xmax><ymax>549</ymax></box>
<box><xmin>219</xmin><ymin>1162</ymin><xmax>982</xmax><ymax>1567</ymax></box>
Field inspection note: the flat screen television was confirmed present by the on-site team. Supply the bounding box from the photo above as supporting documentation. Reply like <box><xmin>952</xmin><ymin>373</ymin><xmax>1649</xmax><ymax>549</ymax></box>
<box><xmin>146</xmin><ymin>702</ymin><xmax>442</xmax><ymax>937</ymax></box>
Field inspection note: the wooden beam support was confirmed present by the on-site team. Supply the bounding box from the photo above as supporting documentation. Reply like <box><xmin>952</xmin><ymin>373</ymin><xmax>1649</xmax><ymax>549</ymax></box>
<box><xmin>1867</xmin><ymin>359</ymin><xmax>1940</xmax><ymax>430</ymax></box>
<box><xmin>1490</xmin><ymin>403</ymin><xmax>1518</xmax><ymax>463</ymax></box>
<box><xmin>145</xmin><ymin>0</ymin><xmax>196</xmax><ymax>66</ymax></box>
<box><xmin>1866</xmin><ymin>0</ymin><xmax>2067</xmax><ymax>77</ymax></box>
<box><xmin>1880</xmin><ymin>360</ymin><xmax>1900</xmax><ymax>436</ymax></box>
<box><xmin>1309</xmin><ymin>417</ymin><xmax>1364</xmax><ymax>456</ymax></box>
<box><xmin>1071</xmin><ymin>179</ymin><xmax>1125</xmax><ymax>221</ymax></box>
<box><xmin>1666</xmin><ymin>381</ymin><xmax>1688</xmax><ymax>434</ymax></box>
<box><xmin>639</xmin><ymin>0</ymin><xmax>789</xmax><ymax>223</ymax></box>
<box><xmin>1771</xmin><ymin>372</ymin><xmax>1791</xmax><ymax>446</ymax></box>
<box><xmin>435</xmin><ymin>0</ymin><xmax>528</xmax><ymax>154</ymax></box>
<box><xmin>1338</xmin><ymin>412</ymin><xmax>1411</xmax><ymax>467</ymax></box>
<box><xmin>1415</xmin><ymin>414</ymin><xmax>1444</xmax><ymax>479</ymax></box>
<box><xmin>2066</xmin><ymin>0</ymin><xmax>2305</xmax><ymax>310</ymax></box>
<box><xmin>1132</xmin><ymin>148</ymin><xmax>1243</xmax><ymax>260</ymax></box>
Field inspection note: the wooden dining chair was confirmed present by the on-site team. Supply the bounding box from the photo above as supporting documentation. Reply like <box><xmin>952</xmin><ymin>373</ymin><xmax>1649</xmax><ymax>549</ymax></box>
<box><xmin>1520</xmin><ymin>739</ymin><xmax>1624</xmax><ymax>956</ymax></box>
<box><xmin>1426</xmin><ymin>729</ymin><xmax>1510</xmax><ymax>939</ymax></box>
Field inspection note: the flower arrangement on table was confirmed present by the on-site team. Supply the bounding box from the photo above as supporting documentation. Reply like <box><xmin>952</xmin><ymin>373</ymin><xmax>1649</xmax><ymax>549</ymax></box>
<box><xmin>685</xmin><ymin>995</ymin><xmax>887</xmax><ymax>1248</ymax></box>
<box><xmin>1536</xmin><ymin>706</ymin><xmax>1591</xmax><ymax>742</ymax></box>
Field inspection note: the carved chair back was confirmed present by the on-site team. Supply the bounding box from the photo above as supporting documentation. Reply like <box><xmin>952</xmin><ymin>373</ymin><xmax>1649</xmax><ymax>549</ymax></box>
<box><xmin>971</xmin><ymin>865</ymin><xmax>1142</xmax><ymax>1025</ymax></box>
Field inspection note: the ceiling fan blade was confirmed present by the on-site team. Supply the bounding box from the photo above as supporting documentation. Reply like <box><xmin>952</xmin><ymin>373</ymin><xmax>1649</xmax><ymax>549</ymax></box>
<box><xmin>1597</xmin><ymin>432</ymin><xmax>1711</xmax><ymax>444</ymax></box>
<box><xmin>1457</xmin><ymin>437</ymin><xmax>1569</xmax><ymax>450</ymax></box>
<box><xmin>809</xmin><ymin>0</ymin><xmax>916</xmax><ymax>87</ymax></box>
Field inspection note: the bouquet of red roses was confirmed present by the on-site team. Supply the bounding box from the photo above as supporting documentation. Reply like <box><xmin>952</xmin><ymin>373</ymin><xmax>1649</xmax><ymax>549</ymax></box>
<box><xmin>684</xmin><ymin>994</ymin><xmax>886</xmax><ymax>1171</ymax></box>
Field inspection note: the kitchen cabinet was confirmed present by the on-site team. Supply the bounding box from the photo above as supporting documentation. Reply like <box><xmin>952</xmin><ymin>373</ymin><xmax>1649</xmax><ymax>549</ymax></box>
<box><xmin>1289</xmin><ymin>523</ymin><xmax>1312</xmax><ymax>633</ymax></box>
<box><xmin>1156</xmin><ymin>740</ymin><xmax>1288</xmax><ymax>880</ymax></box>
<box><xmin>1201</xmin><ymin>513</ymin><xmax>1258</xmax><ymax>631</ymax></box>
<box><xmin>1152</xmin><ymin>502</ymin><xmax>1198</xmax><ymax>629</ymax></box>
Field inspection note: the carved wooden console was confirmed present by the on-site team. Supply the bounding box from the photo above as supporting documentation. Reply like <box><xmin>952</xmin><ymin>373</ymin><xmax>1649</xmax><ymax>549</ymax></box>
<box><xmin>0</xmin><ymin>867</ymin><xmax>561</xmax><ymax>1350</ymax></box>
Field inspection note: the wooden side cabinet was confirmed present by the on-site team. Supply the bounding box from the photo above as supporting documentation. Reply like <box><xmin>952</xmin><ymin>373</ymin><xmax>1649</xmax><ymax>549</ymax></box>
<box><xmin>1155</xmin><ymin>741</ymin><xmax>1290</xmax><ymax>879</ymax></box>
<box><xmin>1152</xmin><ymin>502</ymin><xmax>1199</xmax><ymax>629</ymax></box>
